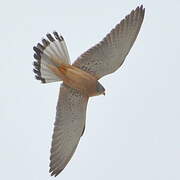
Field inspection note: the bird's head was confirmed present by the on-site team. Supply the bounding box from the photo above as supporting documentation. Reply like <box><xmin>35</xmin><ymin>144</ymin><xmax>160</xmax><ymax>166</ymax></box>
<box><xmin>96</xmin><ymin>82</ymin><xmax>105</xmax><ymax>96</ymax></box>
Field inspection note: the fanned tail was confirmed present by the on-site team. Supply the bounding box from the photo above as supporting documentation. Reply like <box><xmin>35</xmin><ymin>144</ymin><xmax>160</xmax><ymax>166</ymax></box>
<box><xmin>33</xmin><ymin>31</ymin><xmax>71</xmax><ymax>83</ymax></box>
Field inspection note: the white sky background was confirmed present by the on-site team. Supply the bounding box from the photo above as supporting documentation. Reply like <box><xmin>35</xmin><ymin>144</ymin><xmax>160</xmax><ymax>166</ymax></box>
<box><xmin>0</xmin><ymin>0</ymin><xmax>180</xmax><ymax>179</ymax></box>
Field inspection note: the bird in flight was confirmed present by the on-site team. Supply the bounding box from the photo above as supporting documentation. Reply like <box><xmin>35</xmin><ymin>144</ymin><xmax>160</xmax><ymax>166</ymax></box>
<box><xmin>33</xmin><ymin>5</ymin><xmax>145</xmax><ymax>177</ymax></box>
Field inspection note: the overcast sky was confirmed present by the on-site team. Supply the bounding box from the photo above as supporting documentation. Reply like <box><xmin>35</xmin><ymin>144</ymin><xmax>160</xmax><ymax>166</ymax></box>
<box><xmin>0</xmin><ymin>0</ymin><xmax>180</xmax><ymax>179</ymax></box>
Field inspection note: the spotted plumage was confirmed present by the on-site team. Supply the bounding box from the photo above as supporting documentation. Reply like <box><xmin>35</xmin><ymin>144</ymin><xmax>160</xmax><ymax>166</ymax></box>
<box><xmin>33</xmin><ymin>5</ymin><xmax>145</xmax><ymax>177</ymax></box>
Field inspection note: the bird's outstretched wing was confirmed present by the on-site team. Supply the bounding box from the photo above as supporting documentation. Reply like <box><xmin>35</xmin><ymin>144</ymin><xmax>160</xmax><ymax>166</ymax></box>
<box><xmin>49</xmin><ymin>84</ymin><xmax>88</xmax><ymax>177</ymax></box>
<box><xmin>73</xmin><ymin>5</ymin><xmax>145</xmax><ymax>79</ymax></box>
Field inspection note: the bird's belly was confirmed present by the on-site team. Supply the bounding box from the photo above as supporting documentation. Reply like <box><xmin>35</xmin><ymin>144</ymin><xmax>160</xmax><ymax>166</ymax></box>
<box><xmin>59</xmin><ymin>64</ymin><xmax>98</xmax><ymax>96</ymax></box>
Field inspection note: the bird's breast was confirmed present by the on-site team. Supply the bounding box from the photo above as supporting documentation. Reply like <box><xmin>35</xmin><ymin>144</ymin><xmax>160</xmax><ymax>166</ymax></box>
<box><xmin>58</xmin><ymin>64</ymin><xmax>98</xmax><ymax>97</ymax></box>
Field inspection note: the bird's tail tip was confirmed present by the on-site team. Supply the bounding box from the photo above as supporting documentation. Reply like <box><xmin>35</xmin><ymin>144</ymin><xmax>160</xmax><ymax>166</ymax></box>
<box><xmin>33</xmin><ymin>31</ymin><xmax>71</xmax><ymax>83</ymax></box>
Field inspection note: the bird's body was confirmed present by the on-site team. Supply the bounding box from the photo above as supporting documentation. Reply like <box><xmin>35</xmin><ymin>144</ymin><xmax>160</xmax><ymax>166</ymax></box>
<box><xmin>33</xmin><ymin>5</ymin><xmax>145</xmax><ymax>177</ymax></box>
<box><xmin>48</xmin><ymin>63</ymin><xmax>102</xmax><ymax>97</ymax></box>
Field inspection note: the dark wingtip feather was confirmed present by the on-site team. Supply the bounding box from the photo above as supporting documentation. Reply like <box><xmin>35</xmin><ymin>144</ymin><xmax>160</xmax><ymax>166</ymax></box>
<box><xmin>47</xmin><ymin>33</ymin><xmax>55</xmax><ymax>42</ymax></box>
<box><xmin>140</xmin><ymin>4</ymin><xmax>145</xmax><ymax>10</ymax></box>
<box><xmin>53</xmin><ymin>31</ymin><xmax>64</xmax><ymax>41</ymax></box>
<box><xmin>129</xmin><ymin>5</ymin><xmax>145</xmax><ymax>22</ymax></box>
<box><xmin>54</xmin><ymin>170</ymin><xmax>63</xmax><ymax>177</ymax></box>
<box><xmin>50</xmin><ymin>168</ymin><xmax>64</xmax><ymax>177</ymax></box>
<box><xmin>41</xmin><ymin>78</ymin><xmax>46</xmax><ymax>83</ymax></box>
<box><xmin>138</xmin><ymin>5</ymin><xmax>145</xmax><ymax>17</ymax></box>
<box><xmin>35</xmin><ymin>75</ymin><xmax>46</xmax><ymax>83</ymax></box>
<box><xmin>33</xmin><ymin>53</ymin><xmax>41</xmax><ymax>61</ymax></box>
<box><xmin>33</xmin><ymin>69</ymin><xmax>45</xmax><ymax>83</ymax></box>
<box><xmin>33</xmin><ymin>68</ymin><xmax>40</xmax><ymax>75</ymax></box>
<box><xmin>33</xmin><ymin>61</ymin><xmax>40</xmax><ymax>69</ymax></box>
<box><xmin>33</xmin><ymin>46</ymin><xmax>42</xmax><ymax>55</ymax></box>
<box><xmin>33</xmin><ymin>46</ymin><xmax>46</xmax><ymax>83</ymax></box>
<box><xmin>42</xmin><ymin>38</ymin><xmax>50</xmax><ymax>47</ymax></box>
<box><xmin>37</xmin><ymin>43</ymin><xmax>45</xmax><ymax>51</ymax></box>
<box><xmin>35</xmin><ymin>75</ymin><xmax>41</xmax><ymax>80</ymax></box>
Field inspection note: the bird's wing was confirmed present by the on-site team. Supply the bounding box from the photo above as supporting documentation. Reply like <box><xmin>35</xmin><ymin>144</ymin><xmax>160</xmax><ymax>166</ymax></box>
<box><xmin>73</xmin><ymin>5</ymin><xmax>145</xmax><ymax>79</ymax></box>
<box><xmin>49</xmin><ymin>84</ymin><xmax>88</xmax><ymax>177</ymax></box>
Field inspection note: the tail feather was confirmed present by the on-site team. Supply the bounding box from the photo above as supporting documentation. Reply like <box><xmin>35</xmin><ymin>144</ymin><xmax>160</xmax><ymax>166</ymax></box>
<box><xmin>33</xmin><ymin>31</ymin><xmax>71</xmax><ymax>83</ymax></box>
<box><xmin>53</xmin><ymin>31</ymin><xmax>70</xmax><ymax>64</ymax></box>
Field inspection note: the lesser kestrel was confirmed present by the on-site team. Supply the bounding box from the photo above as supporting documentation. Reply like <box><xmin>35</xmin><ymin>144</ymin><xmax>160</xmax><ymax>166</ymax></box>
<box><xmin>33</xmin><ymin>5</ymin><xmax>145</xmax><ymax>177</ymax></box>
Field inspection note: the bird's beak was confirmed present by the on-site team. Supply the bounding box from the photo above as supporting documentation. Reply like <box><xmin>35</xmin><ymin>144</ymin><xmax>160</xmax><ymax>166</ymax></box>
<box><xmin>103</xmin><ymin>92</ymin><xmax>105</xmax><ymax>96</ymax></box>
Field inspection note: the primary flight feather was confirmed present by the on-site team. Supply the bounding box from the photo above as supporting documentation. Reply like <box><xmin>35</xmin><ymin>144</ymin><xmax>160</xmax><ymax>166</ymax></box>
<box><xmin>33</xmin><ymin>5</ymin><xmax>145</xmax><ymax>177</ymax></box>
